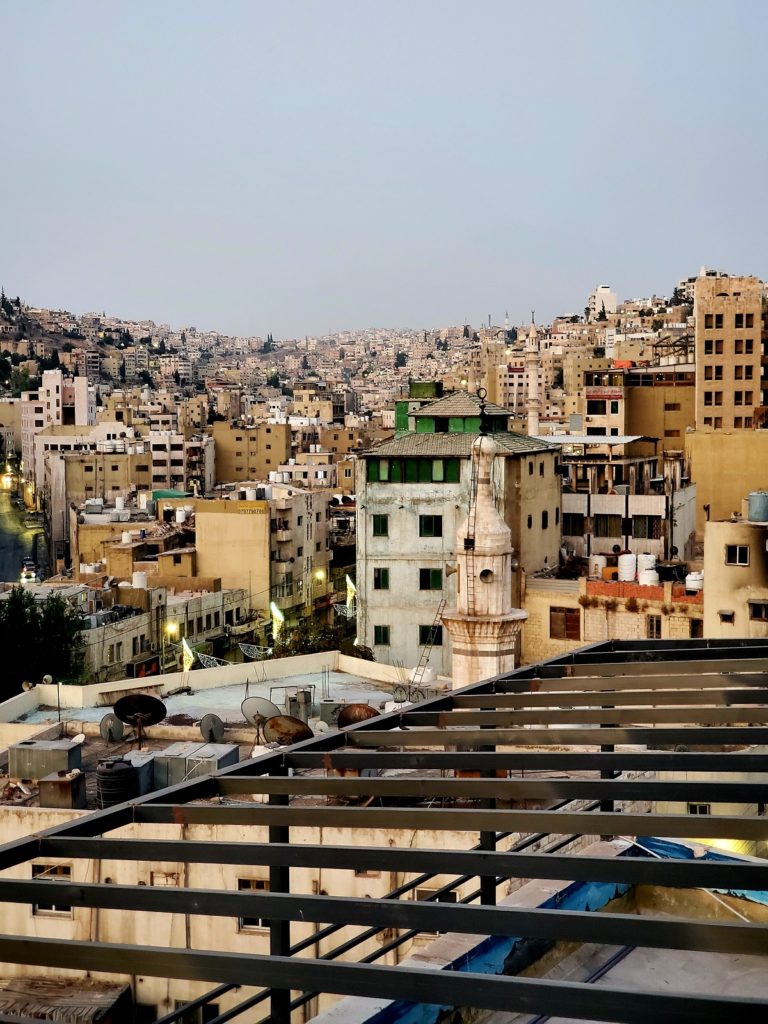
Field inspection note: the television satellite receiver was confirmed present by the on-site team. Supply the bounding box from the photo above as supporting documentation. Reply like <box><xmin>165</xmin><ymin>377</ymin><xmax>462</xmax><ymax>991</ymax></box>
<box><xmin>337</xmin><ymin>704</ymin><xmax>378</xmax><ymax>729</ymax></box>
<box><xmin>199</xmin><ymin>713</ymin><xmax>225</xmax><ymax>743</ymax></box>
<box><xmin>114</xmin><ymin>693</ymin><xmax>166</xmax><ymax>749</ymax></box>
<box><xmin>263</xmin><ymin>714</ymin><xmax>314</xmax><ymax>746</ymax></box>
<box><xmin>72</xmin><ymin>733</ymin><xmax>86</xmax><ymax>746</ymax></box>
<box><xmin>99</xmin><ymin>713</ymin><xmax>124</xmax><ymax>743</ymax></box>
<box><xmin>241</xmin><ymin>696</ymin><xmax>281</xmax><ymax>742</ymax></box>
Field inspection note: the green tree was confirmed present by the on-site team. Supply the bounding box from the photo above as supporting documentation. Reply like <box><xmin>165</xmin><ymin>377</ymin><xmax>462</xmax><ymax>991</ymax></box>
<box><xmin>266</xmin><ymin>371</ymin><xmax>280</xmax><ymax>388</ymax></box>
<box><xmin>596</xmin><ymin>301</ymin><xmax>608</xmax><ymax>322</ymax></box>
<box><xmin>395</xmin><ymin>351</ymin><xmax>407</xmax><ymax>368</ymax></box>
<box><xmin>0</xmin><ymin>356</ymin><xmax>11</xmax><ymax>384</ymax></box>
<box><xmin>0</xmin><ymin>588</ymin><xmax>85</xmax><ymax>699</ymax></box>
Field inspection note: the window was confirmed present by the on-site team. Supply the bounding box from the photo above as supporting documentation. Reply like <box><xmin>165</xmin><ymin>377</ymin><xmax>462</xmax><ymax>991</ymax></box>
<box><xmin>610</xmin><ymin>400</ymin><xmax>619</xmax><ymax>414</ymax></box>
<box><xmin>749</xmin><ymin>603</ymin><xmax>768</xmax><ymax>622</ymax></box>
<box><xmin>527</xmin><ymin>514</ymin><xmax>532</xmax><ymax>529</ymax></box>
<box><xmin>632</xmin><ymin>515</ymin><xmax>662</xmax><ymax>540</ymax></box>
<box><xmin>373</xmin><ymin>568</ymin><xmax>390</xmax><ymax>590</ymax></box>
<box><xmin>735</xmin><ymin>313</ymin><xmax>744</xmax><ymax>328</ymax></box>
<box><xmin>594</xmin><ymin>514</ymin><xmax>622</xmax><ymax>537</ymax></box>
<box><xmin>704</xmin><ymin>313</ymin><xmax>713</xmax><ymax>329</ymax></box>
<box><xmin>419</xmin><ymin>568</ymin><xmax>443</xmax><ymax>590</ymax></box>
<box><xmin>587</xmin><ymin>399</ymin><xmax>606</xmax><ymax>415</ymax></box>
<box><xmin>237</xmin><ymin>877</ymin><xmax>270</xmax><ymax>930</ymax></box>
<box><xmin>664</xmin><ymin>402</ymin><xmax>681</xmax><ymax>411</ymax></box>
<box><xmin>704</xmin><ymin>340</ymin><xmax>713</xmax><ymax>356</ymax></box>
<box><xmin>419</xmin><ymin>624</ymin><xmax>443</xmax><ymax>645</ymax></box>
<box><xmin>374</xmin><ymin>625</ymin><xmax>390</xmax><ymax>646</ymax></box>
<box><xmin>725</xmin><ymin>545</ymin><xmax>749</xmax><ymax>566</ymax></box>
<box><xmin>646</xmin><ymin>615</ymin><xmax>662</xmax><ymax>640</ymax></box>
<box><xmin>372</xmin><ymin>514</ymin><xmax>388</xmax><ymax>537</ymax></box>
<box><xmin>745</xmin><ymin>339</ymin><xmax>754</xmax><ymax>354</ymax></box>
<box><xmin>550</xmin><ymin>607</ymin><xmax>580</xmax><ymax>641</ymax></box>
<box><xmin>541</xmin><ymin>510</ymin><xmax>548</xmax><ymax>529</ymax></box>
<box><xmin>32</xmin><ymin>863</ymin><xmax>72</xmax><ymax>916</ymax></box>
<box><xmin>84</xmin><ymin>465</ymin><xmax>93</xmax><ymax>472</ymax></box>
<box><xmin>719</xmin><ymin>610</ymin><xmax>735</xmax><ymax>624</ymax></box>
<box><xmin>419</xmin><ymin>515</ymin><xmax>443</xmax><ymax>538</ymax></box>
<box><xmin>746</xmin><ymin>313</ymin><xmax>754</xmax><ymax>328</ymax></box>
<box><xmin>528</xmin><ymin>461</ymin><xmax>534</xmax><ymax>475</ymax></box>
<box><xmin>715</xmin><ymin>313</ymin><xmax>723</xmax><ymax>329</ymax></box>
<box><xmin>688</xmin><ymin>803</ymin><xmax>711</xmax><ymax>816</ymax></box>
<box><xmin>562</xmin><ymin>512</ymin><xmax>584</xmax><ymax>535</ymax></box>
<box><xmin>715</xmin><ymin>340</ymin><xmax>723</xmax><ymax>354</ymax></box>
<box><xmin>690</xmin><ymin>618</ymin><xmax>704</xmax><ymax>638</ymax></box>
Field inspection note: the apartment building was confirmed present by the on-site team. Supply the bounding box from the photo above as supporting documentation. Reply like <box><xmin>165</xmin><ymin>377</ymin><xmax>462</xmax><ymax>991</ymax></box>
<box><xmin>212</xmin><ymin>420</ymin><xmax>292</xmax><ymax>484</ymax></box>
<box><xmin>147</xmin><ymin>431</ymin><xmax>215</xmax><ymax>493</ymax></box>
<box><xmin>693</xmin><ymin>274</ymin><xmax>766</xmax><ymax>430</ymax></box>
<box><xmin>702</xmin><ymin>493</ymin><xmax>768</xmax><ymax>638</ymax></box>
<box><xmin>357</xmin><ymin>391</ymin><xmax>559</xmax><ymax>675</ymax></box>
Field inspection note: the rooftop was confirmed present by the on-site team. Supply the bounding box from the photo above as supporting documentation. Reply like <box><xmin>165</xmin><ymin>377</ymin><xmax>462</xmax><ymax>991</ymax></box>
<box><xmin>366</xmin><ymin>431</ymin><xmax>555</xmax><ymax>458</ymax></box>
<box><xmin>411</xmin><ymin>392</ymin><xmax>511</xmax><ymax>419</ymax></box>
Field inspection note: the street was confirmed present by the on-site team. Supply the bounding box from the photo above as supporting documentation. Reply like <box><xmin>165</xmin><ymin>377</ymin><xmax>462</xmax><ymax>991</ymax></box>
<box><xmin>0</xmin><ymin>490</ymin><xmax>42</xmax><ymax>583</ymax></box>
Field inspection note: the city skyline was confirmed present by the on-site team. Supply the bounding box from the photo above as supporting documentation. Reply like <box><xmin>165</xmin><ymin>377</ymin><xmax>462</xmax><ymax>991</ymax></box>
<box><xmin>3</xmin><ymin>0</ymin><xmax>768</xmax><ymax>337</ymax></box>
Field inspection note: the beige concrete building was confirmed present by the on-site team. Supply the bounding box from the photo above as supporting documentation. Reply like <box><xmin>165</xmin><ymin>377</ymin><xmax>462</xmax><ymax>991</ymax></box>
<box><xmin>686</xmin><ymin>430</ymin><xmax>768</xmax><ymax>534</ymax></box>
<box><xmin>702</xmin><ymin>499</ymin><xmax>768</xmax><ymax>638</ymax></box>
<box><xmin>212</xmin><ymin>420</ymin><xmax>291</xmax><ymax>484</ymax></box>
<box><xmin>693</xmin><ymin>274</ymin><xmax>765</xmax><ymax>430</ymax></box>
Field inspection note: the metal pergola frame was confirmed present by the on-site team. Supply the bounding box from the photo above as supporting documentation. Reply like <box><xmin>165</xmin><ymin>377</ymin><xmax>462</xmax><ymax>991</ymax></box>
<box><xmin>1</xmin><ymin>638</ymin><xmax>768</xmax><ymax>1024</ymax></box>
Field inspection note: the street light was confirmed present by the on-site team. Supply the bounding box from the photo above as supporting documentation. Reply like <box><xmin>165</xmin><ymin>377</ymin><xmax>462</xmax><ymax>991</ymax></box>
<box><xmin>163</xmin><ymin>622</ymin><xmax>179</xmax><ymax>673</ymax></box>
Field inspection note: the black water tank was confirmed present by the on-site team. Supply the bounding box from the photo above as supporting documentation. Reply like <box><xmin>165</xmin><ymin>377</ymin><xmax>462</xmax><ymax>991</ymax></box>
<box><xmin>97</xmin><ymin>759</ymin><xmax>139</xmax><ymax>808</ymax></box>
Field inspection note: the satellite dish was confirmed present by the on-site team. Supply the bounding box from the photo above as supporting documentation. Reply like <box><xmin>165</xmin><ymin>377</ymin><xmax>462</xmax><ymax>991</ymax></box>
<box><xmin>72</xmin><ymin>733</ymin><xmax>86</xmax><ymax>746</ymax></box>
<box><xmin>263</xmin><ymin>714</ymin><xmax>314</xmax><ymax>746</ymax></box>
<box><xmin>241</xmin><ymin>696</ymin><xmax>281</xmax><ymax>742</ymax></box>
<box><xmin>99</xmin><ymin>713</ymin><xmax>124</xmax><ymax>742</ymax></box>
<box><xmin>114</xmin><ymin>694</ymin><xmax>166</xmax><ymax>749</ymax></box>
<box><xmin>200</xmin><ymin>713</ymin><xmax>225</xmax><ymax>743</ymax></box>
<box><xmin>337</xmin><ymin>704</ymin><xmax>379</xmax><ymax>729</ymax></box>
<box><xmin>22</xmin><ymin>680</ymin><xmax>36</xmax><ymax>692</ymax></box>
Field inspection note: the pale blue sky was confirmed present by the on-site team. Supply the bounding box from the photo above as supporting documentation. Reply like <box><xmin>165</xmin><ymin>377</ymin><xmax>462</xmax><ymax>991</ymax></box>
<box><xmin>2</xmin><ymin>1</ymin><xmax>766</xmax><ymax>337</ymax></box>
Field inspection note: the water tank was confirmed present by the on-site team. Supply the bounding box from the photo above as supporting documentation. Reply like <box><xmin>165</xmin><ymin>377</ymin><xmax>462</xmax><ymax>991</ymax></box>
<box><xmin>139</xmin><ymin>492</ymin><xmax>148</xmax><ymax>510</ymax></box>
<box><xmin>748</xmin><ymin>491</ymin><xmax>768</xmax><ymax>523</ymax></box>
<box><xmin>638</xmin><ymin>569</ymin><xmax>660</xmax><ymax>586</ymax></box>
<box><xmin>132</xmin><ymin>571</ymin><xmax>148</xmax><ymax>590</ymax></box>
<box><xmin>121</xmin><ymin>531</ymin><xmax>132</xmax><ymax>544</ymax></box>
<box><xmin>617</xmin><ymin>553</ymin><xmax>637</xmax><ymax>582</ymax></box>
<box><xmin>637</xmin><ymin>553</ymin><xmax>657</xmax><ymax>572</ymax></box>
<box><xmin>589</xmin><ymin>554</ymin><xmax>607</xmax><ymax>578</ymax></box>
<box><xmin>175</xmin><ymin>508</ymin><xmax>186</xmax><ymax>524</ymax></box>
<box><xmin>115</xmin><ymin>496</ymin><xmax>125</xmax><ymax>511</ymax></box>
<box><xmin>685</xmin><ymin>571</ymin><xmax>704</xmax><ymax>593</ymax></box>
<box><xmin>162</xmin><ymin>505</ymin><xmax>174</xmax><ymax>523</ymax></box>
<box><xmin>97</xmin><ymin>759</ymin><xmax>140</xmax><ymax>808</ymax></box>
<box><xmin>146</xmin><ymin>499</ymin><xmax>156</xmax><ymax>517</ymax></box>
<box><xmin>245</xmin><ymin>487</ymin><xmax>257</xmax><ymax>501</ymax></box>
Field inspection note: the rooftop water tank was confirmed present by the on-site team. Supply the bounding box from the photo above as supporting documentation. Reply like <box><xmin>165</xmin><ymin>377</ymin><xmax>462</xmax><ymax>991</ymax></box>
<box><xmin>245</xmin><ymin>487</ymin><xmax>257</xmax><ymax>501</ymax></box>
<box><xmin>588</xmin><ymin>554</ymin><xmax>607</xmax><ymax>578</ymax></box>
<box><xmin>617</xmin><ymin>553</ymin><xmax>637</xmax><ymax>582</ymax></box>
<box><xmin>685</xmin><ymin>571</ymin><xmax>704</xmax><ymax>594</ymax></box>
<box><xmin>132</xmin><ymin>571</ymin><xmax>148</xmax><ymax>590</ymax></box>
<box><xmin>97</xmin><ymin>759</ymin><xmax>139</xmax><ymax>808</ymax></box>
<box><xmin>175</xmin><ymin>508</ymin><xmax>186</xmax><ymax>524</ymax></box>
<box><xmin>121</xmin><ymin>531</ymin><xmax>132</xmax><ymax>544</ymax></box>
<box><xmin>748</xmin><ymin>491</ymin><xmax>768</xmax><ymax>523</ymax></box>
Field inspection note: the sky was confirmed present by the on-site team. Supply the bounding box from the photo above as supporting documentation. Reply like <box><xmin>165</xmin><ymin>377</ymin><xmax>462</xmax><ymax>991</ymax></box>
<box><xmin>2</xmin><ymin>1</ymin><xmax>767</xmax><ymax>338</ymax></box>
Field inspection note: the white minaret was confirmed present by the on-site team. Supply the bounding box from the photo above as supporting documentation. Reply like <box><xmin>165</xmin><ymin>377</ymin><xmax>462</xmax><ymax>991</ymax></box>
<box><xmin>442</xmin><ymin>435</ymin><xmax>527</xmax><ymax>689</ymax></box>
<box><xmin>525</xmin><ymin>320</ymin><xmax>540</xmax><ymax>437</ymax></box>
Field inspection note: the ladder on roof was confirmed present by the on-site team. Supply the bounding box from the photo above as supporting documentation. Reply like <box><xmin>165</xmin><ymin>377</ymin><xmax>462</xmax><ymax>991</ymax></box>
<box><xmin>411</xmin><ymin>598</ymin><xmax>446</xmax><ymax>691</ymax></box>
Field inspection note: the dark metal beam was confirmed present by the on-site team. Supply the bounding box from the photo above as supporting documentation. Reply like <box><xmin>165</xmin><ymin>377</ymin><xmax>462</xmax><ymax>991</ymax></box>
<box><xmin>401</xmin><ymin>707</ymin><xmax>768</xmax><ymax>726</ymax></box>
<box><xmin>499</xmin><ymin>672</ymin><xmax>768</xmax><ymax>691</ymax></box>
<box><xmin>214</xmin><ymin>775</ymin><xmax>768</xmax><ymax>804</ymax></box>
<box><xmin>133</xmin><ymin>804</ymin><xmax>768</xmax><ymax>840</ymax></box>
<box><xmin>347</xmin><ymin>726</ymin><xmax>768</xmax><ymax>746</ymax></box>
<box><xmin>36</xmin><ymin>838</ymin><xmax>768</xmax><ymax>890</ymax></box>
<box><xmin>286</xmin><ymin>751</ymin><xmax>768</xmax><ymax>772</ymax></box>
<box><xmin>19</xmin><ymin>879</ymin><xmax>768</xmax><ymax>952</ymax></box>
<box><xmin>0</xmin><ymin>936</ymin><xmax>764</xmax><ymax>1024</ymax></box>
<box><xmin>452</xmin><ymin>688</ymin><xmax>768</xmax><ymax>708</ymax></box>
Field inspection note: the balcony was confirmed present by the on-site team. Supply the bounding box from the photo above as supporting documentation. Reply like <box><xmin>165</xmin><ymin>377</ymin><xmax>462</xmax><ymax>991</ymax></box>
<box><xmin>276</xmin><ymin>529</ymin><xmax>293</xmax><ymax>543</ymax></box>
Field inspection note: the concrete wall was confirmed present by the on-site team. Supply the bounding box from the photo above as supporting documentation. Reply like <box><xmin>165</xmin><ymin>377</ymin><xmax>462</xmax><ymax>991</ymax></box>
<box><xmin>686</xmin><ymin>431</ymin><xmax>768</xmax><ymax>534</ymax></box>
<box><xmin>703</xmin><ymin>519</ymin><xmax>768</xmax><ymax>637</ymax></box>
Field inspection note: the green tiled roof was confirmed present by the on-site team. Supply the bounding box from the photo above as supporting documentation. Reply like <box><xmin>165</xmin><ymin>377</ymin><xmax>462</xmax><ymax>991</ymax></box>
<box><xmin>363</xmin><ymin>432</ymin><xmax>555</xmax><ymax>458</ymax></box>
<box><xmin>410</xmin><ymin>392</ymin><xmax>511</xmax><ymax>418</ymax></box>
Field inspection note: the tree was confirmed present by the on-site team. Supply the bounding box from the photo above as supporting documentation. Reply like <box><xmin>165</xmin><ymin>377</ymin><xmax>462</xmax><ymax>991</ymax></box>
<box><xmin>596</xmin><ymin>301</ymin><xmax>608</xmax><ymax>322</ymax></box>
<box><xmin>584</xmin><ymin>306</ymin><xmax>590</xmax><ymax>322</ymax></box>
<box><xmin>670</xmin><ymin>286</ymin><xmax>685</xmax><ymax>306</ymax></box>
<box><xmin>266</xmin><ymin>371</ymin><xmax>280</xmax><ymax>388</ymax></box>
<box><xmin>271</xmin><ymin>621</ymin><xmax>374</xmax><ymax>661</ymax></box>
<box><xmin>0</xmin><ymin>356</ymin><xmax>11</xmax><ymax>384</ymax></box>
<box><xmin>301</xmin><ymin>354</ymin><xmax>310</xmax><ymax>370</ymax></box>
<box><xmin>0</xmin><ymin>587</ymin><xmax>85</xmax><ymax>699</ymax></box>
<box><xmin>395</xmin><ymin>351</ymin><xmax>407</xmax><ymax>368</ymax></box>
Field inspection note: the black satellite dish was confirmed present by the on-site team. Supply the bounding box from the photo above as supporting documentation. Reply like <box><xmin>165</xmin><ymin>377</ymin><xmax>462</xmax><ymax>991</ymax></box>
<box><xmin>199</xmin><ymin>713</ymin><xmax>225</xmax><ymax>743</ymax></box>
<box><xmin>99</xmin><ymin>713</ymin><xmax>124</xmax><ymax>743</ymax></box>
<box><xmin>263</xmin><ymin>714</ymin><xmax>314</xmax><ymax>746</ymax></box>
<box><xmin>114</xmin><ymin>694</ymin><xmax>166</xmax><ymax>749</ymax></box>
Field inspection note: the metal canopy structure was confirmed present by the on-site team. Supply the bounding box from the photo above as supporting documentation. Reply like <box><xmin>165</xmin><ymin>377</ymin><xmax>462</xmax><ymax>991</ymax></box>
<box><xmin>2</xmin><ymin>638</ymin><xmax>768</xmax><ymax>1024</ymax></box>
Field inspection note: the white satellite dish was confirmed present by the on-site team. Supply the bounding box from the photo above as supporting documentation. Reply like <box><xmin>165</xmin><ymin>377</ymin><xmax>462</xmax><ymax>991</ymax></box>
<box><xmin>72</xmin><ymin>733</ymin><xmax>86</xmax><ymax>746</ymax></box>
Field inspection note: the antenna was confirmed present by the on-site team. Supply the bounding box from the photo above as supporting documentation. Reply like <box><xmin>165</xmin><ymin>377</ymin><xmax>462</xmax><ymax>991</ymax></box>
<box><xmin>199</xmin><ymin>713</ymin><xmax>225</xmax><ymax>743</ymax></box>
<box><xmin>113</xmin><ymin>694</ymin><xmax>166</xmax><ymax>750</ymax></box>
<box><xmin>263</xmin><ymin>714</ymin><xmax>314</xmax><ymax>746</ymax></box>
